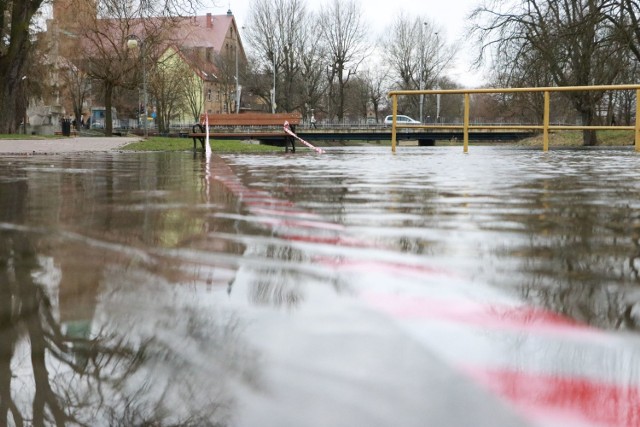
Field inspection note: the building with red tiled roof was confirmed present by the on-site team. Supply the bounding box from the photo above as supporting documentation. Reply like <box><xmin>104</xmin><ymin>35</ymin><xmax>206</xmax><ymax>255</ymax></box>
<box><xmin>169</xmin><ymin>11</ymin><xmax>248</xmax><ymax>116</ymax></box>
<box><xmin>38</xmin><ymin>0</ymin><xmax>249</xmax><ymax>132</ymax></box>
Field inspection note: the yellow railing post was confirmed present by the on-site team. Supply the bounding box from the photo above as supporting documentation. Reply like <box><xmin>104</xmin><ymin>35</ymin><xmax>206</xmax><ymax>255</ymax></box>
<box><xmin>391</xmin><ymin>95</ymin><xmax>398</xmax><ymax>153</ymax></box>
<box><xmin>636</xmin><ymin>89</ymin><xmax>640</xmax><ymax>152</ymax></box>
<box><xmin>543</xmin><ymin>91</ymin><xmax>550</xmax><ymax>152</ymax></box>
<box><xmin>463</xmin><ymin>93</ymin><xmax>470</xmax><ymax>153</ymax></box>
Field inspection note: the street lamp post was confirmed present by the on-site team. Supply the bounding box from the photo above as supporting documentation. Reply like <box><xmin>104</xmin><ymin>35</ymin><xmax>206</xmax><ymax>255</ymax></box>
<box><xmin>127</xmin><ymin>35</ymin><xmax>148</xmax><ymax>138</ymax></box>
<box><xmin>434</xmin><ymin>32</ymin><xmax>440</xmax><ymax>123</ymax></box>
<box><xmin>270</xmin><ymin>51</ymin><xmax>277</xmax><ymax>114</ymax></box>
<box><xmin>235</xmin><ymin>35</ymin><xmax>242</xmax><ymax>114</ymax></box>
<box><xmin>21</xmin><ymin>75</ymin><xmax>28</xmax><ymax>134</ymax></box>
<box><xmin>235</xmin><ymin>42</ymin><xmax>240</xmax><ymax>114</ymax></box>
<box><xmin>419</xmin><ymin>22</ymin><xmax>427</xmax><ymax>123</ymax></box>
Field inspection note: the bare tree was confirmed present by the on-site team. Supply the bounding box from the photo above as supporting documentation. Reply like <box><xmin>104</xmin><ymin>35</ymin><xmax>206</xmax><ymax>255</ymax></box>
<box><xmin>0</xmin><ymin>1</ymin><xmax>48</xmax><ymax>133</ymax></box>
<box><xmin>245</xmin><ymin>0</ymin><xmax>278</xmax><ymax>110</ymax></box>
<box><xmin>245</xmin><ymin>0</ymin><xmax>309</xmax><ymax>113</ymax></box>
<box><xmin>68</xmin><ymin>2</ymin><xmax>160</xmax><ymax>135</ymax></box>
<box><xmin>359</xmin><ymin>65</ymin><xmax>391</xmax><ymax>123</ymax></box>
<box><xmin>59</xmin><ymin>58</ymin><xmax>92</xmax><ymax>129</ymax></box>
<box><xmin>180</xmin><ymin>52</ymin><xmax>208</xmax><ymax>121</ymax></box>
<box><xmin>342</xmin><ymin>76</ymin><xmax>369</xmax><ymax>120</ymax></box>
<box><xmin>214</xmin><ymin>44</ymin><xmax>240</xmax><ymax>114</ymax></box>
<box><xmin>427</xmin><ymin>76</ymin><xmax>464</xmax><ymax>124</ymax></box>
<box><xmin>603</xmin><ymin>0</ymin><xmax>640</xmax><ymax>61</ymax></box>
<box><xmin>274</xmin><ymin>0</ymin><xmax>306</xmax><ymax>112</ymax></box>
<box><xmin>382</xmin><ymin>14</ymin><xmax>455</xmax><ymax>120</ymax></box>
<box><xmin>149</xmin><ymin>50</ymin><xmax>193</xmax><ymax>132</ymax></box>
<box><xmin>66</xmin><ymin>0</ymin><xmax>205</xmax><ymax>136</ymax></box>
<box><xmin>611</xmin><ymin>58</ymin><xmax>640</xmax><ymax>125</ymax></box>
<box><xmin>318</xmin><ymin>0</ymin><xmax>369</xmax><ymax>121</ymax></box>
<box><xmin>296</xmin><ymin>12</ymin><xmax>327</xmax><ymax>120</ymax></box>
<box><xmin>470</xmin><ymin>0</ymin><xmax>627</xmax><ymax>145</ymax></box>
<box><xmin>241</xmin><ymin>53</ymin><xmax>272</xmax><ymax>112</ymax></box>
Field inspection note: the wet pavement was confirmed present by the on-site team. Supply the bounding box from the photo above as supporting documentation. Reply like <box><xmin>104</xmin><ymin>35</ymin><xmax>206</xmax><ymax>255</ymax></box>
<box><xmin>0</xmin><ymin>136</ymin><xmax>139</xmax><ymax>154</ymax></box>
<box><xmin>1</xmin><ymin>145</ymin><xmax>640</xmax><ymax>426</ymax></box>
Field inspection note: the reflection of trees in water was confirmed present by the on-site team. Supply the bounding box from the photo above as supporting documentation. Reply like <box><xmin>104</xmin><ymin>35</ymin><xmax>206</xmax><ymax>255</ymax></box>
<box><xmin>1</xmin><ymin>233</ymin><xmax>64</xmax><ymax>426</ymax></box>
<box><xmin>0</xmin><ymin>154</ymin><xmax>270</xmax><ymax>426</ymax></box>
<box><xmin>251</xmin><ymin>272</ymin><xmax>303</xmax><ymax>307</ymax></box>
<box><xmin>93</xmin><ymin>268</ymin><xmax>260</xmax><ymax>426</ymax></box>
<box><xmin>0</xmin><ymin>230</ymin><xmax>137</xmax><ymax>426</ymax></box>
<box><xmin>245</xmin><ymin>244</ymin><xmax>349</xmax><ymax>308</ymax></box>
<box><xmin>205</xmin><ymin>160</ymin><xmax>353</xmax><ymax>308</ymax></box>
<box><xmin>0</xmin><ymin>228</ymin><xmax>259</xmax><ymax>426</ymax></box>
<box><xmin>497</xmin><ymin>178</ymin><xmax>640</xmax><ymax>330</ymax></box>
<box><xmin>247</xmin><ymin>245</ymin><xmax>312</xmax><ymax>307</ymax></box>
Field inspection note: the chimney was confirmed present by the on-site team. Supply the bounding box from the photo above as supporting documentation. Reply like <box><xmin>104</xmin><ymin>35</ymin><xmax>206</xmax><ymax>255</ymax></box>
<box><xmin>206</xmin><ymin>13</ymin><xmax>213</xmax><ymax>28</ymax></box>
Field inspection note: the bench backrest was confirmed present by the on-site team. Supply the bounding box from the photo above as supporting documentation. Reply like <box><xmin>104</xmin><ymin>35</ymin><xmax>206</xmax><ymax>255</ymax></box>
<box><xmin>199</xmin><ymin>112</ymin><xmax>301</xmax><ymax>126</ymax></box>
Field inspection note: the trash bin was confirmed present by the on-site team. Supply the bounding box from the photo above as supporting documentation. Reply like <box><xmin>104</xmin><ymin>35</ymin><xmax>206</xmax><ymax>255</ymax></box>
<box><xmin>61</xmin><ymin>119</ymin><xmax>71</xmax><ymax>137</ymax></box>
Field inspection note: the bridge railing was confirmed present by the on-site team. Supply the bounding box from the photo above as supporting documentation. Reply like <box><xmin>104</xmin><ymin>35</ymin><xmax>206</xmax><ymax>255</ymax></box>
<box><xmin>388</xmin><ymin>85</ymin><xmax>640</xmax><ymax>153</ymax></box>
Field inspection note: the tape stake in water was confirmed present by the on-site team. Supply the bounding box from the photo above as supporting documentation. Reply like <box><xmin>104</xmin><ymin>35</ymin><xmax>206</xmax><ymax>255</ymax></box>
<box><xmin>284</xmin><ymin>121</ymin><xmax>324</xmax><ymax>154</ymax></box>
<box><xmin>205</xmin><ymin>114</ymin><xmax>212</xmax><ymax>156</ymax></box>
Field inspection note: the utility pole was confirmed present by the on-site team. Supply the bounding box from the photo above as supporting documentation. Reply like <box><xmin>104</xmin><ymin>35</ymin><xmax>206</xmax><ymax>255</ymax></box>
<box><xmin>435</xmin><ymin>32</ymin><xmax>440</xmax><ymax>123</ymax></box>
<box><xmin>235</xmin><ymin>35</ymin><xmax>241</xmax><ymax>114</ymax></box>
<box><xmin>127</xmin><ymin>35</ymin><xmax>148</xmax><ymax>137</ymax></box>
<box><xmin>271</xmin><ymin>52</ymin><xmax>277</xmax><ymax>113</ymax></box>
<box><xmin>419</xmin><ymin>22</ymin><xmax>427</xmax><ymax>123</ymax></box>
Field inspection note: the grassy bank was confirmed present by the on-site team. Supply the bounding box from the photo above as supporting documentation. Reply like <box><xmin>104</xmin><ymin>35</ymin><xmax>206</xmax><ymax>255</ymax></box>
<box><xmin>0</xmin><ymin>134</ymin><xmax>57</xmax><ymax>140</ymax></box>
<box><xmin>121</xmin><ymin>137</ymin><xmax>282</xmax><ymax>153</ymax></box>
<box><xmin>515</xmin><ymin>130</ymin><xmax>635</xmax><ymax>148</ymax></box>
<box><xmin>330</xmin><ymin>130</ymin><xmax>637</xmax><ymax>149</ymax></box>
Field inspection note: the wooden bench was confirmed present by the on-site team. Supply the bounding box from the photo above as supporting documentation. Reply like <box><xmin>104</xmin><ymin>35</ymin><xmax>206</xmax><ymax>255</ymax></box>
<box><xmin>189</xmin><ymin>112</ymin><xmax>302</xmax><ymax>152</ymax></box>
<box><xmin>54</xmin><ymin>130</ymin><xmax>78</xmax><ymax>137</ymax></box>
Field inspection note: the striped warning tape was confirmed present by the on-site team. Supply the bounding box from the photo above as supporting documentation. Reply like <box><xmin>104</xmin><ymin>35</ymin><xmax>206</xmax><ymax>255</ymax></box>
<box><xmin>208</xmin><ymin>155</ymin><xmax>640</xmax><ymax>427</ymax></box>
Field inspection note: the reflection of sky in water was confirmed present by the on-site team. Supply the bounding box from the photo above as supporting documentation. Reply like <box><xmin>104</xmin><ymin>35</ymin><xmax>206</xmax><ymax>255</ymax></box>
<box><xmin>2</xmin><ymin>146</ymin><xmax>640</xmax><ymax>426</ymax></box>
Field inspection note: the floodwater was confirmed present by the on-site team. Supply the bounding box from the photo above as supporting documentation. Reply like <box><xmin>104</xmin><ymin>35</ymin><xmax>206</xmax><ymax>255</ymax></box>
<box><xmin>2</xmin><ymin>146</ymin><xmax>640</xmax><ymax>426</ymax></box>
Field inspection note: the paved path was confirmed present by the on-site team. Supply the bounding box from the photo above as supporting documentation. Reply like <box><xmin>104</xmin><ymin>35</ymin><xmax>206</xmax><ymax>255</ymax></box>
<box><xmin>0</xmin><ymin>137</ymin><xmax>141</xmax><ymax>154</ymax></box>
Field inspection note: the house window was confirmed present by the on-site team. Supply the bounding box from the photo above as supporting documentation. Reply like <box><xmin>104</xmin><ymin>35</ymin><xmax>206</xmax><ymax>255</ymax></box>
<box><xmin>207</xmin><ymin>89</ymin><xmax>212</xmax><ymax>101</ymax></box>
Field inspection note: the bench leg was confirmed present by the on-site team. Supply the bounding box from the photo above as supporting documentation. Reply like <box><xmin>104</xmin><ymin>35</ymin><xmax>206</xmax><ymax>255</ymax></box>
<box><xmin>192</xmin><ymin>136</ymin><xmax>205</xmax><ymax>152</ymax></box>
<box><xmin>192</xmin><ymin>123</ymin><xmax>206</xmax><ymax>152</ymax></box>
<box><xmin>285</xmin><ymin>136</ymin><xmax>295</xmax><ymax>153</ymax></box>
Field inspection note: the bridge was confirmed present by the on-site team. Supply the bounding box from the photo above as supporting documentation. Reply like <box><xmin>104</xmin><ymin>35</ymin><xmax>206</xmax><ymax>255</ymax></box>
<box><xmin>200</xmin><ymin>126</ymin><xmax>536</xmax><ymax>146</ymax></box>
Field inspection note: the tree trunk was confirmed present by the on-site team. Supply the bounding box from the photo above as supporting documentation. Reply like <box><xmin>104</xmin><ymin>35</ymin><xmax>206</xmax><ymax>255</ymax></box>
<box><xmin>580</xmin><ymin>109</ymin><xmax>598</xmax><ymax>146</ymax></box>
<box><xmin>337</xmin><ymin>71</ymin><xmax>345</xmax><ymax>122</ymax></box>
<box><xmin>104</xmin><ymin>82</ymin><xmax>113</xmax><ymax>136</ymax></box>
<box><xmin>0</xmin><ymin>71</ymin><xmax>25</xmax><ymax>134</ymax></box>
<box><xmin>0</xmin><ymin>1</ymin><xmax>44</xmax><ymax>133</ymax></box>
<box><xmin>73</xmin><ymin>94</ymin><xmax>85</xmax><ymax>131</ymax></box>
<box><xmin>158</xmin><ymin>100</ymin><xmax>167</xmax><ymax>133</ymax></box>
<box><xmin>372</xmin><ymin>100</ymin><xmax>380</xmax><ymax>123</ymax></box>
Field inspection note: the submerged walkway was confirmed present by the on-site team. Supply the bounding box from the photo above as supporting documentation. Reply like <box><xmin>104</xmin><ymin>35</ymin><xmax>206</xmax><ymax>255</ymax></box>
<box><xmin>0</xmin><ymin>137</ymin><xmax>140</xmax><ymax>154</ymax></box>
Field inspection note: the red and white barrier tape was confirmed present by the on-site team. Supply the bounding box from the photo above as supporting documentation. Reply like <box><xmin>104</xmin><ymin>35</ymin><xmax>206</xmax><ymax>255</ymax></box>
<box><xmin>207</xmin><ymin>156</ymin><xmax>640</xmax><ymax>427</ymax></box>
<box><xmin>284</xmin><ymin>120</ymin><xmax>324</xmax><ymax>154</ymax></box>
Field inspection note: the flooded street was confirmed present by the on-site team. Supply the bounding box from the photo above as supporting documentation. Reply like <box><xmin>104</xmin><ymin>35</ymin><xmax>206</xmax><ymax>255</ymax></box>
<box><xmin>2</xmin><ymin>146</ymin><xmax>640</xmax><ymax>426</ymax></box>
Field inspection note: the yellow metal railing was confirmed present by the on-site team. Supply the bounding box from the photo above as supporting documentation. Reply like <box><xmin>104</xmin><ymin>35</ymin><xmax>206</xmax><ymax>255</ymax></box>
<box><xmin>388</xmin><ymin>84</ymin><xmax>640</xmax><ymax>153</ymax></box>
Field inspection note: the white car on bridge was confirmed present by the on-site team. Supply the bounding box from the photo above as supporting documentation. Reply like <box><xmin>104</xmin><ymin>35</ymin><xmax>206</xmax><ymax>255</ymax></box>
<box><xmin>384</xmin><ymin>115</ymin><xmax>421</xmax><ymax>126</ymax></box>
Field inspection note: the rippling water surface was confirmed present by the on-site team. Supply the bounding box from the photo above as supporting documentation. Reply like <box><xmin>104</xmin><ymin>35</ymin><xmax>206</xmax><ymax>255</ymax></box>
<box><xmin>2</xmin><ymin>146</ymin><xmax>640</xmax><ymax>426</ymax></box>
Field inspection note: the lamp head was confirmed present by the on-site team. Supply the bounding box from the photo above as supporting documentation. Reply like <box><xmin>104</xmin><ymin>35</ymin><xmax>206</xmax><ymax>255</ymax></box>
<box><xmin>127</xmin><ymin>38</ymin><xmax>139</xmax><ymax>49</ymax></box>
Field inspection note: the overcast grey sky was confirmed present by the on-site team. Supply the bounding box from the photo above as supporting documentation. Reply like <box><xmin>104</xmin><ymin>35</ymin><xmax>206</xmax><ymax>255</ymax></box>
<box><xmin>201</xmin><ymin>0</ymin><xmax>486</xmax><ymax>87</ymax></box>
